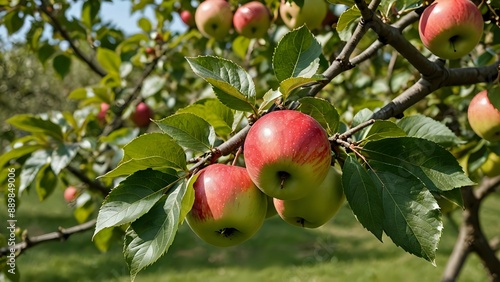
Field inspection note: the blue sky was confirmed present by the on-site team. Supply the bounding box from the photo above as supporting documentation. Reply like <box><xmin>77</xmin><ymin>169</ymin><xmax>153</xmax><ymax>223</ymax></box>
<box><xmin>0</xmin><ymin>1</ymin><xmax>185</xmax><ymax>48</ymax></box>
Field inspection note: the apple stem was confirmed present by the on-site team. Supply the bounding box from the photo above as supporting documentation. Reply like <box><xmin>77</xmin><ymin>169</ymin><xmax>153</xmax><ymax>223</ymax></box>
<box><xmin>298</xmin><ymin>218</ymin><xmax>305</xmax><ymax>228</ymax></box>
<box><xmin>278</xmin><ymin>171</ymin><xmax>290</xmax><ymax>189</ymax></box>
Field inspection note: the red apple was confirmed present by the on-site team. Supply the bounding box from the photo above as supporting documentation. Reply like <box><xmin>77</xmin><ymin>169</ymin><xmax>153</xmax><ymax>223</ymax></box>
<box><xmin>244</xmin><ymin>110</ymin><xmax>332</xmax><ymax>200</ymax></box>
<box><xmin>195</xmin><ymin>0</ymin><xmax>233</xmax><ymax>40</ymax></box>
<box><xmin>467</xmin><ymin>90</ymin><xmax>500</xmax><ymax>142</ymax></box>
<box><xmin>97</xmin><ymin>102</ymin><xmax>109</xmax><ymax>123</ymax></box>
<box><xmin>186</xmin><ymin>164</ymin><xmax>268</xmax><ymax>247</ymax></box>
<box><xmin>131</xmin><ymin>102</ymin><xmax>153</xmax><ymax>128</ymax></box>
<box><xmin>64</xmin><ymin>186</ymin><xmax>78</xmax><ymax>203</ymax></box>
<box><xmin>233</xmin><ymin>1</ymin><xmax>272</xmax><ymax>39</ymax></box>
<box><xmin>180</xmin><ymin>10</ymin><xmax>195</xmax><ymax>27</ymax></box>
<box><xmin>418</xmin><ymin>0</ymin><xmax>484</xmax><ymax>60</ymax></box>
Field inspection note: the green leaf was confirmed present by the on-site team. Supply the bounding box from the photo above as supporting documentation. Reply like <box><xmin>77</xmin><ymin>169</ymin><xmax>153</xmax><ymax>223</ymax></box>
<box><xmin>155</xmin><ymin>113</ymin><xmax>215</xmax><ymax>152</ymax></box>
<box><xmin>186</xmin><ymin>56</ymin><xmax>256</xmax><ymax>112</ymax></box>
<box><xmin>52</xmin><ymin>54</ymin><xmax>72</xmax><ymax>79</ymax></box>
<box><xmin>37</xmin><ymin>43</ymin><xmax>56</xmax><ymax>65</ymax></box>
<box><xmin>361</xmin><ymin>120</ymin><xmax>407</xmax><ymax>143</ymax></box>
<box><xmin>94</xmin><ymin>169</ymin><xmax>179</xmax><ymax>237</ymax></box>
<box><xmin>342</xmin><ymin>155</ymin><xmax>384</xmax><ymax>240</ymax></box>
<box><xmin>397</xmin><ymin>115</ymin><xmax>462</xmax><ymax>147</ymax></box>
<box><xmin>124</xmin><ymin>179</ymin><xmax>192</xmax><ymax>281</ymax></box>
<box><xmin>177</xmin><ymin>99</ymin><xmax>234</xmax><ymax>138</ymax></box>
<box><xmin>273</xmin><ymin>25</ymin><xmax>322</xmax><ymax>82</ymax></box>
<box><xmin>100</xmin><ymin>128</ymin><xmax>140</xmax><ymax>146</ymax></box>
<box><xmin>279</xmin><ymin>75</ymin><xmax>325</xmax><ymax>100</ymax></box>
<box><xmin>137</xmin><ymin>17</ymin><xmax>152</xmax><ymax>33</ymax></box>
<box><xmin>0</xmin><ymin>145</ymin><xmax>45</xmax><ymax>169</ymax></box>
<box><xmin>35</xmin><ymin>164</ymin><xmax>58</xmax><ymax>201</ymax></box>
<box><xmin>19</xmin><ymin>150</ymin><xmax>51</xmax><ymax>195</ymax></box>
<box><xmin>371</xmin><ymin>162</ymin><xmax>442</xmax><ymax>264</ymax></box>
<box><xmin>232</xmin><ymin>36</ymin><xmax>251</xmax><ymax>60</ymax></box>
<box><xmin>81</xmin><ymin>1</ymin><xmax>100</xmax><ymax>28</ymax></box>
<box><xmin>102</xmin><ymin>133</ymin><xmax>187</xmax><ymax>178</ymax></box>
<box><xmin>51</xmin><ymin>143</ymin><xmax>79</xmax><ymax>175</ymax></box>
<box><xmin>298</xmin><ymin>97</ymin><xmax>340</xmax><ymax>135</ymax></box>
<box><xmin>4</xmin><ymin>10</ymin><xmax>24</xmax><ymax>35</ymax></box>
<box><xmin>337</xmin><ymin>5</ymin><xmax>360</xmax><ymax>41</ymax></box>
<box><xmin>7</xmin><ymin>114</ymin><xmax>63</xmax><ymax>140</ymax></box>
<box><xmin>74</xmin><ymin>199</ymin><xmax>96</xmax><ymax>224</ymax></box>
<box><xmin>141</xmin><ymin>75</ymin><xmax>166</xmax><ymax>98</ymax></box>
<box><xmin>93</xmin><ymin>226</ymin><xmax>122</xmax><ymax>253</ymax></box>
<box><xmin>97</xmin><ymin>48</ymin><xmax>121</xmax><ymax>74</ymax></box>
<box><xmin>362</xmin><ymin>137</ymin><xmax>475</xmax><ymax>193</ymax></box>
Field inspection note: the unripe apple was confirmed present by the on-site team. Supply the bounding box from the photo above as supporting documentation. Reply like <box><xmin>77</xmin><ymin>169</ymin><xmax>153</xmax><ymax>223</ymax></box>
<box><xmin>279</xmin><ymin>0</ymin><xmax>328</xmax><ymax>30</ymax></box>
<box><xmin>233</xmin><ymin>1</ymin><xmax>272</xmax><ymax>39</ymax></box>
<box><xmin>64</xmin><ymin>186</ymin><xmax>78</xmax><ymax>203</ymax></box>
<box><xmin>273</xmin><ymin>166</ymin><xmax>345</xmax><ymax>228</ymax></box>
<box><xmin>467</xmin><ymin>90</ymin><xmax>500</xmax><ymax>142</ymax></box>
<box><xmin>435</xmin><ymin>194</ymin><xmax>459</xmax><ymax>214</ymax></box>
<box><xmin>180</xmin><ymin>10</ymin><xmax>195</xmax><ymax>27</ymax></box>
<box><xmin>244</xmin><ymin>110</ymin><xmax>332</xmax><ymax>200</ymax></box>
<box><xmin>186</xmin><ymin>164</ymin><xmax>268</xmax><ymax>247</ymax></box>
<box><xmin>97</xmin><ymin>102</ymin><xmax>110</xmax><ymax>123</ymax></box>
<box><xmin>131</xmin><ymin>102</ymin><xmax>153</xmax><ymax>128</ymax></box>
<box><xmin>481</xmin><ymin>152</ymin><xmax>500</xmax><ymax>177</ymax></box>
<box><xmin>418</xmin><ymin>0</ymin><xmax>484</xmax><ymax>60</ymax></box>
<box><xmin>195</xmin><ymin>0</ymin><xmax>233</xmax><ymax>40</ymax></box>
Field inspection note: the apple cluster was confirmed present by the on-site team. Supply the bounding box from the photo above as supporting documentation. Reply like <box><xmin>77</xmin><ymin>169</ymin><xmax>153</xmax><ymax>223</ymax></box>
<box><xmin>180</xmin><ymin>0</ymin><xmax>331</xmax><ymax>40</ymax></box>
<box><xmin>418</xmin><ymin>0</ymin><xmax>484</xmax><ymax>60</ymax></box>
<box><xmin>186</xmin><ymin>110</ymin><xmax>345</xmax><ymax>247</ymax></box>
<box><xmin>97</xmin><ymin>102</ymin><xmax>153</xmax><ymax>128</ymax></box>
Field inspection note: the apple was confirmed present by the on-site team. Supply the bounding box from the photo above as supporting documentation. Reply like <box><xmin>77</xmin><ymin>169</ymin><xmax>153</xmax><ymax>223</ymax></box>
<box><xmin>243</xmin><ymin>110</ymin><xmax>332</xmax><ymax>200</ymax></box>
<box><xmin>97</xmin><ymin>102</ymin><xmax>109</xmax><ymax>123</ymax></box>
<box><xmin>273</xmin><ymin>166</ymin><xmax>345</xmax><ymax>228</ymax></box>
<box><xmin>481</xmin><ymin>152</ymin><xmax>500</xmax><ymax>177</ymax></box>
<box><xmin>265</xmin><ymin>196</ymin><xmax>277</xmax><ymax>218</ymax></box>
<box><xmin>131</xmin><ymin>102</ymin><xmax>153</xmax><ymax>128</ymax></box>
<box><xmin>64</xmin><ymin>186</ymin><xmax>78</xmax><ymax>203</ymax></box>
<box><xmin>418</xmin><ymin>0</ymin><xmax>484</xmax><ymax>60</ymax></box>
<box><xmin>435</xmin><ymin>194</ymin><xmax>459</xmax><ymax>214</ymax></box>
<box><xmin>186</xmin><ymin>164</ymin><xmax>268</xmax><ymax>247</ymax></box>
<box><xmin>195</xmin><ymin>0</ymin><xmax>233</xmax><ymax>40</ymax></box>
<box><xmin>233</xmin><ymin>1</ymin><xmax>272</xmax><ymax>39</ymax></box>
<box><xmin>467</xmin><ymin>90</ymin><xmax>500</xmax><ymax>142</ymax></box>
<box><xmin>279</xmin><ymin>0</ymin><xmax>328</xmax><ymax>30</ymax></box>
<box><xmin>180</xmin><ymin>10</ymin><xmax>195</xmax><ymax>27</ymax></box>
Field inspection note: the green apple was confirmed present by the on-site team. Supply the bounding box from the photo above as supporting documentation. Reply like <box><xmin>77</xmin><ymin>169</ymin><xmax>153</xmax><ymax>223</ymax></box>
<box><xmin>194</xmin><ymin>0</ymin><xmax>233</xmax><ymax>40</ymax></box>
<box><xmin>435</xmin><ymin>194</ymin><xmax>459</xmax><ymax>214</ymax></box>
<box><xmin>233</xmin><ymin>1</ymin><xmax>272</xmax><ymax>39</ymax></box>
<box><xmin>273</xmin><ymin>166</ymin><xmax>345</xmax><ymax>228</ymax></box>
<box><xmin>481</xmin><ymin>152</ymin><xmax>500</xmax><ymax>177</ymax></box>
<box><xmin>244</xmin><ymin>110</ymin><xmax>332</xmax><ymax>200</ymax></box>
<box><xmin>265</xmin><ymin>196</ymin><xmax>277</xmax><ymax>218</ymax></box>
<box><xmin>418</xmin><ymin>0</ymin><xmax>484</xmax><ymax>60</ymax></box>
<box><xmin>279</xmin><ymin>0</ymin><xmax>328</xmax><ymax>30</ymax></box>
<box><xmin>467</xmin><ymin>90</ymin><xmax>500</xmax><ymax>142</ymax></box>
<box><xmin>186</xmin><ymin>164</ymin><xmax>267</xmax><ymax>247</ymax></box>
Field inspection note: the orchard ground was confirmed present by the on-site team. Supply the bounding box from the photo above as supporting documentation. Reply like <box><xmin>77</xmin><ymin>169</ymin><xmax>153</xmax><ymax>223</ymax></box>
<box><xmin>10</xmin><ymin>188</ymin><xmax>500</xmax><ymax>282</ymax></box>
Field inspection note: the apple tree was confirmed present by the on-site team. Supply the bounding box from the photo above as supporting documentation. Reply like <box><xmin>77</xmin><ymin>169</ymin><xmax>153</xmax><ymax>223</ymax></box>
<box><xmin>1</xmin><ymin>0</ymin><xmax>500</xmax><ymax>281</ymax></box>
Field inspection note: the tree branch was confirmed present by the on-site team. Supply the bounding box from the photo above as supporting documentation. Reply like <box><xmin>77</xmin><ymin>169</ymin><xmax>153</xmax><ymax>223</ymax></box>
<box><xmin>65</xmin><ymin>165</ymin><xmax>109</xmax><ymax>197</ymax></box>
<box><xmin>0</xmin><ymin>219</ymin><xmax>96</xmax><ymax>257</ymax></box>
<box><xmin>38</xmin><ymin>1</ymin><xmax>107</xmax><ymax>78</ymax></box>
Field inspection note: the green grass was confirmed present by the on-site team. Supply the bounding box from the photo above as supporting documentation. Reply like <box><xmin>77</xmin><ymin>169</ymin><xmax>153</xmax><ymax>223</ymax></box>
<box><xmin>5</xmin><ymin>189</ymin><xmax>500</xmax><ymax>282</ymax></box>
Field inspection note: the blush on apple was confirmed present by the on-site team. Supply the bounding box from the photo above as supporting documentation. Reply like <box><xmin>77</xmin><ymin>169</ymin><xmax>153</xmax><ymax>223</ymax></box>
<box><xmin>244</xmin><ymin>110</ymin><xmax>332</xmax><ymax>200</ymax></box>
<box><xmin>64</xmin><ymin>186</ymin><xmax>78</xmax><ymax>203</ymax></box>
<box><xmin>186</xmin><ymin>164</ymin><xmax>268</xmax><ymax>247</ymax></box>
<box><xmin>418</xmin><ymin>0</ymin><xmax>484</xmax><ymax>60</ymax></box>
<box><xmin>233</xmin><ymin>1</ymin><xmax>272</xmax><ymax>39</ymax></box>
<box><xmin>180</xmin><ymin>10</ymin><xmax>195</xmax><ymax>27</ymax></box>
<box><xmin>467</xmin><ymin>90</ymin><xmax>500</xmax><ymax>142</ymax></box>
